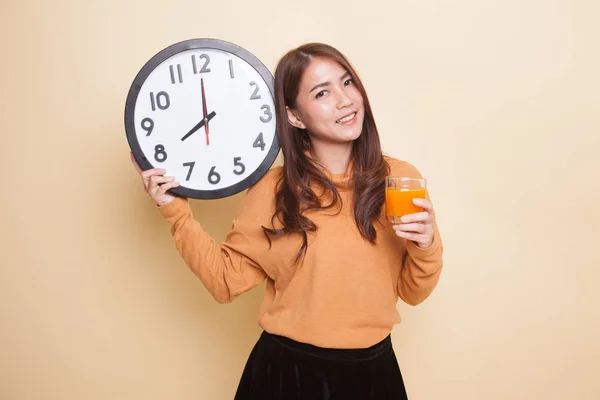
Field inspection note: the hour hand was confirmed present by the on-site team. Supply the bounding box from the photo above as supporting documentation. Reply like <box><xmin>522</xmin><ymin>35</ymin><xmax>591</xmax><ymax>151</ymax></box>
<box><xmin>181</xmin><ymin>111</ymin><xmax>216</xmax><ymax>141</ymax></box>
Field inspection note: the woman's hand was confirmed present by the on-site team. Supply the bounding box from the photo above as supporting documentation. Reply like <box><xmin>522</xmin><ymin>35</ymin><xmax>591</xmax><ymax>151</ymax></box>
<box><xmin>130</xmin><ymin>152</ymin><xmax>180</xmax><ymax>206</ymax></box>
<box><xmin>393</xmin><ymin>198</ymin><xmax>435</xmax><ymax>249</ymax></box>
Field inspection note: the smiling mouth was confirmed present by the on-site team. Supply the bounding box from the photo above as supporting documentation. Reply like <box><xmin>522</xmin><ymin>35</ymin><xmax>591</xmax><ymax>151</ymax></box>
<box><xmin>336</xmin><ymin>112</ymin><xmax>357</xmax><ymax>124</ymax></box>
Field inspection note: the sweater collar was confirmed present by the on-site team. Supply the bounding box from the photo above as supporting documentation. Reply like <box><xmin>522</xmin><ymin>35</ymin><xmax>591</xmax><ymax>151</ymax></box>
<box><xmin>303</xmin><ymin>149</ymin><xmax>354</xmax><ymax>192</ymax></box>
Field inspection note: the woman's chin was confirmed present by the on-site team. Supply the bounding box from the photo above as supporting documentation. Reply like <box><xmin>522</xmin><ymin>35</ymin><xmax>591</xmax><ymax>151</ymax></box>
<box><xmin>340</xmin><ymin>126</ymin><xmax>363</xmax><ymax>142</ymax></box>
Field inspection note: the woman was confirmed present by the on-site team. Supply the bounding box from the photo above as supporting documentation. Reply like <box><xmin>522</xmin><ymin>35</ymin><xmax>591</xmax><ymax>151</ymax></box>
<box><xmin>131</xmin><ymin>43</ymin><xmax>443</xmax><ymax>400</ymax></box>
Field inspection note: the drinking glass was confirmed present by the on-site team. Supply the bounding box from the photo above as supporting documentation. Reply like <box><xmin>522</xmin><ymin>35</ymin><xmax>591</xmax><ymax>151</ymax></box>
<box><xmin>385</xmin><ymin>177</ymin><xmax>427</xmax><ymax>224</ymax></box>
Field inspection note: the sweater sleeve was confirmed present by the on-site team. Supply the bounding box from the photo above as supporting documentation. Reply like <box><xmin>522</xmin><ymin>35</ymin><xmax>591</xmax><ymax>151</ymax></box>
<box><xmin>388</xmin><ymin>159</ymin><xmax>444</xmax><ymax>306</ymax></box>
<box><xmin>398</xmin><ymin>227</ymin><xmax>443</xmax><ymax>305</ymax></box>
<box><xmin>157</xmin><ymin>169</ymin><xmax>279</xmax><ymax>303</ymax></box>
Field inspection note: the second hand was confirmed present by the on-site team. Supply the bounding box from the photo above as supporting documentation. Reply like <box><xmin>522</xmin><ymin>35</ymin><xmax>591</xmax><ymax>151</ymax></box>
<box><xmin>200</xmin><ymin>72</ymin><xmax>209</xmax><ymax>146</ymax></box>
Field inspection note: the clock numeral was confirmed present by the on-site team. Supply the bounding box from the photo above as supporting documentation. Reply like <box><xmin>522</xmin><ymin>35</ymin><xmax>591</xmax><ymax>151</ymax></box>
<box><xmin>249</xmin><ymin>82</ymin><xmax>261</xmax><ymax>100</ymax></box>
<box><xmin>208</xmin><ymin>166</ymin><xmax>221</xmax><ymax>185</ymax></box>
<box><xmin>233</xmin><ymin>157</ymin><xmax>246</xmax><ymax>176</ymax></box>
<box><xmin>253</xmin><ymin>132</ymin><xmax>266</xmax><ymax>151</ymax></box>
<box><xmin>141</xmin><ymin>117</ymin><xmax>154</xmax><ymax>136</ymax></box>
<box><xmin>150</xmin><ymin>91</ymin><xmax>170</xmax><ymax>111</ymax></box>
<box><xmin>169</xmin><ymin>64</ymin><xmax>183</xmax><ymax>84</ymax></box>
<box><xmin>191</xmin><ymin>55</ymin><xmax>197</xmax><ymax>74</ymax></box>
<box><xmin>154</xmin><ymin>144</ymin><xmax>167</xmax><ymax>163</ymax></box>
<box><xmin>183</xmin><ymin>161</ymin><xmax>195</xmax><ymax>181</ymax></box>
<box><xmin>200</xmin><ymin>54</ymin><xmax>211</xmax><ymax>73</ymax></box>
<box><xmin>260</xmin><ymin>104</ymin><xmax>272</xmax><ymax>123</ymax></box>
<box><xmin>229</xmin><ymin>59</ymin><xmax>235</xmax><ymax>79</ymax></box>
<box><xmin>192</xmin><ymin>54</ymin><xmax>211</xmax><ymax>74</ymax></box>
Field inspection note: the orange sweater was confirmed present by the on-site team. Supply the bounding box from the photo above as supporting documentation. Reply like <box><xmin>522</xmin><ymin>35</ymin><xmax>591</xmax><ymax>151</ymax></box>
<box><xmin>158</xmin><ymin>157</ymin><xmax>443</xmax><ymax>348</ymax></box>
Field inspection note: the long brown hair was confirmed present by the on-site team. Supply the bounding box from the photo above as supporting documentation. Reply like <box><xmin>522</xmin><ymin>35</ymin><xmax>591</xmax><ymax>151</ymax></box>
<box><xmin>263</xmin><ymin>43</ymin><xmax>390</xmax><ymax>262</ymax></box>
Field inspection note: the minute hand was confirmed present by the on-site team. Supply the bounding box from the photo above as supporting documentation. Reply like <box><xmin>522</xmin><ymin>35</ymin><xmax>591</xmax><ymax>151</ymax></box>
<box><xmin>180</xmin><ymin>111</ymin><xmax>217</xmax><ymax>142</ymax></box>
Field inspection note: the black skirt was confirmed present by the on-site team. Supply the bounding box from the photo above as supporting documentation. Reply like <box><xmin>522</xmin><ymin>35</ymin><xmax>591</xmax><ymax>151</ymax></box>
<box><xmin>234</xmin><ymin>331</ymin><xmax>408</xmax><ymax>400</ymax></box>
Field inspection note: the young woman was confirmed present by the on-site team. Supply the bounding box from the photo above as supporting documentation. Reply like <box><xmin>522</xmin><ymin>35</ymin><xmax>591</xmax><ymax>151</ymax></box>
<box><xmin>131</xmin><ymin>43</ymin><xmax>443</xmax><ymax>400</ymax></box>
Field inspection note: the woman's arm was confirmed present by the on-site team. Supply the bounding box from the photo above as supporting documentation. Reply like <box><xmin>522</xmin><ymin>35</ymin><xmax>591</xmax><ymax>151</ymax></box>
<box><xmin>386</xmin><ymin>157</ymin><xmax>444</xmax><ymax>305</ymax></box>
<box><xmin>159</xmin><ymin>195</ymin><xmax>268</xmax><ymax>303</ymax></box>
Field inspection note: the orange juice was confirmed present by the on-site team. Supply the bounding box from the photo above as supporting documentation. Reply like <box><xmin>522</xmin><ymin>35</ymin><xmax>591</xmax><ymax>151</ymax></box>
<box><xmin>385</xmin><ymin>187</ymin><xmax>427</xmax><ymax>223</ymax></box>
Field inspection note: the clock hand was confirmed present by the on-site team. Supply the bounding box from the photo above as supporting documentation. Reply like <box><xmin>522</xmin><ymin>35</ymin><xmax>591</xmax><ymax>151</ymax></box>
<box><xmin>181</xmin><ymin>111</ymin><xmax>216</xmax><ymax>142</ymax></box>
<box><xmin>200</xmin><ymin>73</ymin><xmax>210</xmax><ymax>145</ymax></box>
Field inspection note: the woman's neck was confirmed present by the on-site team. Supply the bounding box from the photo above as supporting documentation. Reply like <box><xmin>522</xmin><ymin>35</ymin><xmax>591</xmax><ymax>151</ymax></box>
<box><xmin>310</xmin><ymin>141</ymin><xmax>353</xmax><ymax>174</ymax></box>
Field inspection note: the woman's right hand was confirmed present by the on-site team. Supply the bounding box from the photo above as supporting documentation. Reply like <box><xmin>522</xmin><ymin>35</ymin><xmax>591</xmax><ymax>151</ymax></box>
<box><xmin>130</xmin><ymin>152</ymin><xmax>180</xmax><ymax>206</ymax></box>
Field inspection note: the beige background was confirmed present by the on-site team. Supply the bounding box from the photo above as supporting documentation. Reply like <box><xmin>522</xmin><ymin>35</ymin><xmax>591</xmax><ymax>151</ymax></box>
<box><xmin>2</xmin><ymin>0</ymin><xmax>599</xmax><ymax>399</ymax></box>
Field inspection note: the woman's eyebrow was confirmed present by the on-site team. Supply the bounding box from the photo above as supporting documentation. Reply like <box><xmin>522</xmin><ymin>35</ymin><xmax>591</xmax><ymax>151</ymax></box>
<box><xmin>309</xmin><ymin>72</ymin><xmax>351</xmax><ymax>93</ymax></box>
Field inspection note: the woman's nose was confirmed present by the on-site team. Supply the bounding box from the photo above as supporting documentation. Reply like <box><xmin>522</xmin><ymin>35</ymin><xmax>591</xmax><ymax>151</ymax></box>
<box><xmin>336</xmin><ymin>91</ymin><xmax>353</xmax><ymax>109</ymax></box>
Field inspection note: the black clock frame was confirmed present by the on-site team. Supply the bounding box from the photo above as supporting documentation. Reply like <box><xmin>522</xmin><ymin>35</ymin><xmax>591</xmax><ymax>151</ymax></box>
<box><xmin>125</xmin><ymin>38</ymin><xmax>280</xmax><ymax>200</ymax></box>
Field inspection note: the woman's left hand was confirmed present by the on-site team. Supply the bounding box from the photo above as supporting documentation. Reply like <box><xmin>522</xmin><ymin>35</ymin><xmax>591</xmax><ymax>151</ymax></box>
<box><xmin>393</xmin><ymin>198</ymin><xmax>435</xmax><ymax>249</ymax></box>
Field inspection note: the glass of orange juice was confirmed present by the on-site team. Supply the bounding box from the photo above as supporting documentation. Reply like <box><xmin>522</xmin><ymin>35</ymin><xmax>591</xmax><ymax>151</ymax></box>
<box><xmin>385</xmin><ymin>177</ymin><xmax>427</xmax><ymax>224</ymax></box>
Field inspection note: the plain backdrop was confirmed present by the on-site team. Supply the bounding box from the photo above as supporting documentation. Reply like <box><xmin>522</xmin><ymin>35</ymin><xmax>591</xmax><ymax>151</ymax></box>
<box><xmin>1</xmin><ymin>0</ymin><xmax>599</xmax><ymax>399</ymax></box>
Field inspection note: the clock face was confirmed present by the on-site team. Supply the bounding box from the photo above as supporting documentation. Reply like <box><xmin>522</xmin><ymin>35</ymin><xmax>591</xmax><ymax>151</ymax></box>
<box><xmin>125</xmin><ymin>39</ymin><xmax>279</xmax><ymax>199</ymax></box>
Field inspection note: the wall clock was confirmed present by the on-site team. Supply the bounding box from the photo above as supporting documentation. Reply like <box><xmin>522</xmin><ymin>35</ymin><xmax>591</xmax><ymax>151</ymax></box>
<box><xmin>125</xmin><ymin>38</ymin><xmax>279</xmax><ymax>199</ymax></box>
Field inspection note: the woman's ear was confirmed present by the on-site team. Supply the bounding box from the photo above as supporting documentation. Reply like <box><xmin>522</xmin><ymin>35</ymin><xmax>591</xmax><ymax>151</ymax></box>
<box><xmin>286</xmin><ymin>106</ymin><xmax>306</xmax><ymax>130</ymax></box>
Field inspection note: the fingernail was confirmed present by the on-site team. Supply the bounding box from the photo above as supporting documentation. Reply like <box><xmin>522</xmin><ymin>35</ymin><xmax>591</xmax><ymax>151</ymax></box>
<box><xmin>401</xmin><ymin>216</ymin><xmax>408</xmax><ymax>222</ymax></box>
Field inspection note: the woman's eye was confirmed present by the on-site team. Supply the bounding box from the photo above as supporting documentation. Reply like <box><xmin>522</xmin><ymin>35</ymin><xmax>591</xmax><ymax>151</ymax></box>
<box><xmin>344</xmin><ymin>78</ymin><xmax>354</xmax><ymax>86</ymax></box>
<box><xmin>316</xmin><ymin>90</ymin><xmax>327</xmax><ymax>98</ymax></box>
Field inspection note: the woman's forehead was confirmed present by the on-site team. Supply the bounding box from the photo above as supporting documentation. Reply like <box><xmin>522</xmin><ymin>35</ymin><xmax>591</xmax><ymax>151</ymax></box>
<box><xmin>300</xmin><ymin>58</ymin><xmax>348</xmax><ymax>88</ymax></box>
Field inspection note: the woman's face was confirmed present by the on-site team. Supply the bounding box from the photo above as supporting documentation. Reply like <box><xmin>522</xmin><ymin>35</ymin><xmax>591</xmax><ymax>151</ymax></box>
<box><xmin>287</xmin><ymin>57</ymin><xmax>365</xmax><ymax>146</ymax></box>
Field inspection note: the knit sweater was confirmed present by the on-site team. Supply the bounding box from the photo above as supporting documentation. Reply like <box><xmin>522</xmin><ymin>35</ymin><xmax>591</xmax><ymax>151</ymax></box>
<box><xmin>158</xmin><ymin>156</ymin><xmax>443</xmax><ymax>349</ymax></box>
